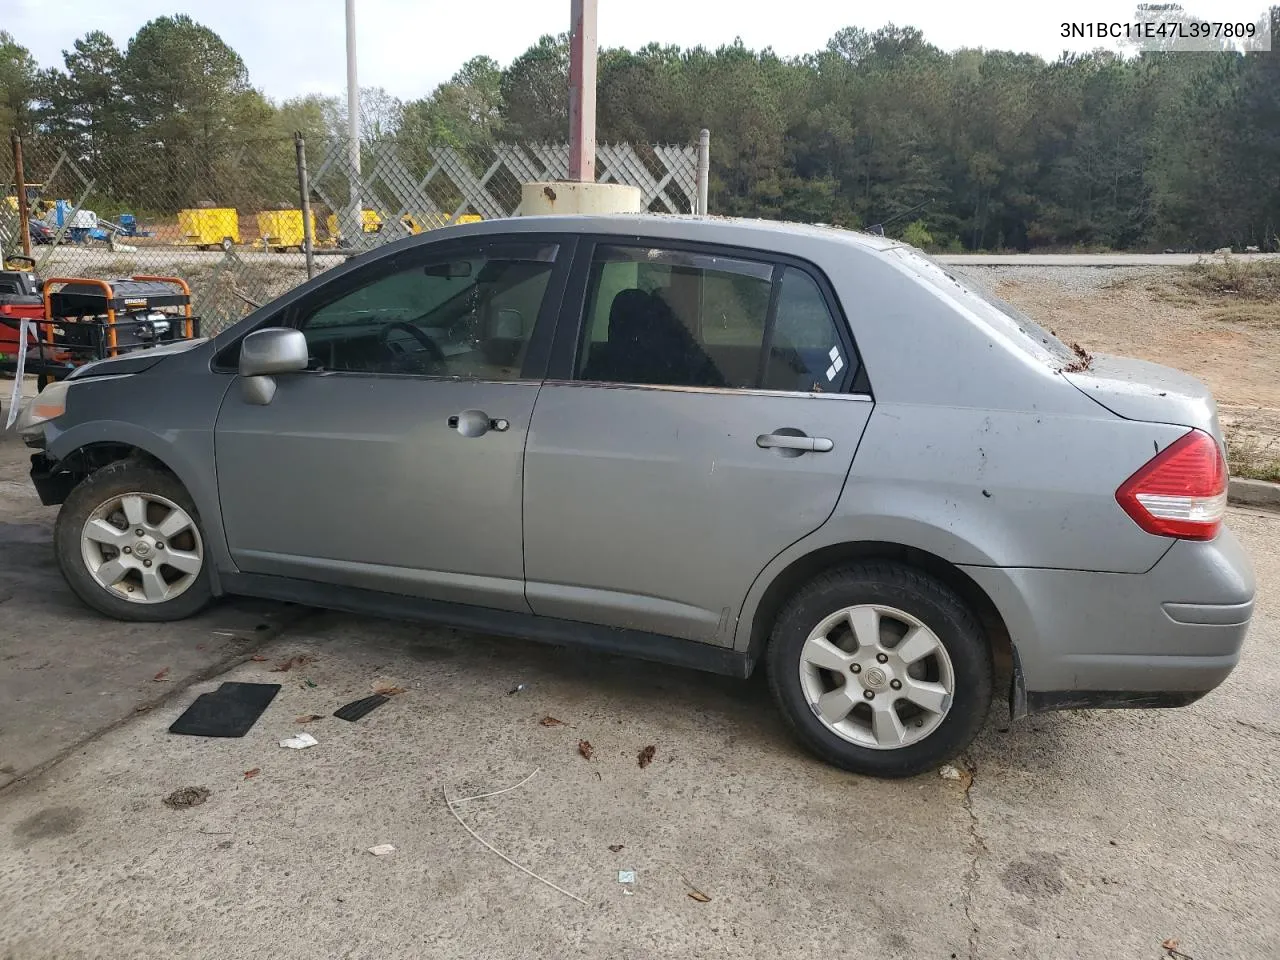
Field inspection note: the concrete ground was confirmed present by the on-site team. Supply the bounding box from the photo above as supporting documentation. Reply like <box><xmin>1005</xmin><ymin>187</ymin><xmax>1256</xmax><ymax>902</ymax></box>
<box><xmin>2</xmin><ymin>422</ymin><xmax>1278</xmax><ymax>959</ymax></box>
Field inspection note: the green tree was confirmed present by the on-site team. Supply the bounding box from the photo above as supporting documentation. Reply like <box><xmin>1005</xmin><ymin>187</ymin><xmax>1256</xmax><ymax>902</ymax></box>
<box><xmin>0</xmin><ymin>31</ymin><xmax>39</xmax><ymax>139</ymax></box>
<box><xmin>500</xmin><ymin>34</ymin><xmax>568</xmax><ymax>141</ymax></box>
<box><xmin>41</xmin><ymin>31</ymin><xmax>125</xmax><ymax>165</ymax></box>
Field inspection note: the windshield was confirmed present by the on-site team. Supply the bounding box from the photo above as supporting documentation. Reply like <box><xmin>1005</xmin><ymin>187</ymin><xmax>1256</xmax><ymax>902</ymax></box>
<box><xmin>885</xmin><ymin>246</ymin><xmax>1077</xmax><ymax>366</ymax></box>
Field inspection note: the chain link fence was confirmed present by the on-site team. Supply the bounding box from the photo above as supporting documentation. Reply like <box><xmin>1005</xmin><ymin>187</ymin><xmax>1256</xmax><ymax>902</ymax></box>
<box><xmin>3</xmin><ymin>136</ymin><xmax>700</xmax><ymax>335</ymax></box>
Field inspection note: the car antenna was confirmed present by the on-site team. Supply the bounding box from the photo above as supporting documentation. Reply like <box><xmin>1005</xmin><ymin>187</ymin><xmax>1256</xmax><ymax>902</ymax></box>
<box><xmin>866</xmin><ymin>198</ymin><xmax>932</xmax><ymax>238</ymax></box>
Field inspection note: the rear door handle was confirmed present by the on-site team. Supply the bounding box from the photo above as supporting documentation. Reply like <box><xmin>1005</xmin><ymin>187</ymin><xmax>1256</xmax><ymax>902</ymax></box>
<box><xmin>756</xmin><ymin>432</ymin><xmax>834</xmax><ymax>453</ymax></box>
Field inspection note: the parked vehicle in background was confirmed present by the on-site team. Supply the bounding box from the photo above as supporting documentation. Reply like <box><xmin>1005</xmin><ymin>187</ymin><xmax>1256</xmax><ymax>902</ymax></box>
<box><xmin>28</xmin><ymin>219</ymin><xmax>54</xmax><ymax>244</ymax></box>
<box><xmin>15</xmin><ymin>215</ymin><xmax>1255</xmax><ymax>777</ymax></box>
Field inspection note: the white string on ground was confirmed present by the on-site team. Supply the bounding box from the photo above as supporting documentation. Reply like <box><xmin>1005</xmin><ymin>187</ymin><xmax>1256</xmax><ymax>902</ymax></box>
<box><xmin>443</xmin><ymin>769</ymin><xmax>588</xmax><ymax>907</ymax></box>
<box><xmin>450</xmin><ymin>767</ymin><xmax>541</xmax><ymax>805</ymax></box>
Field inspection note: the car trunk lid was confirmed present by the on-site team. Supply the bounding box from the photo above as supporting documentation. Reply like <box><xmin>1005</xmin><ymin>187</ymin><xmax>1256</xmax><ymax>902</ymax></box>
<box><xmin>1063</xmin><ymin>354</ymin><xmax>1223</xmax><ymax>444</ymax></box>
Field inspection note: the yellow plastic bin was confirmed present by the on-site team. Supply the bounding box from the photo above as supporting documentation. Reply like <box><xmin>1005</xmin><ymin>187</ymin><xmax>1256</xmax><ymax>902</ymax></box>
<box><xmin>176</xmin><ymin>208</ymin><xmax>240</xmax><ymax>250</ymax></box>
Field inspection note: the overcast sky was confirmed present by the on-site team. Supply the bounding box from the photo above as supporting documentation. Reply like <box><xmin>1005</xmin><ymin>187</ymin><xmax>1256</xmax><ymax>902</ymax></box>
<box><xmin>5</xmin><ymin>0</ymin><xmax>1271</xmax><ymax>103</ymax></box>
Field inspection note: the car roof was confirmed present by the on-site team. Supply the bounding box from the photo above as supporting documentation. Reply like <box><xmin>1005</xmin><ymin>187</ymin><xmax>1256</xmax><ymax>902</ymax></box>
<box><xmin>430</xmin><ymin>213</ymin><xmax>903</xmax><ymax>255</ymax></box>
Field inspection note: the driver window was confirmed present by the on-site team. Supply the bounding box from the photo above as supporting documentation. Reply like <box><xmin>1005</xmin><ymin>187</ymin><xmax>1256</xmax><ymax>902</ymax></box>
<box><xmin>298</xmin><ymin>243</ymin><xmax>558</xmax><ymax>380</ymax></box>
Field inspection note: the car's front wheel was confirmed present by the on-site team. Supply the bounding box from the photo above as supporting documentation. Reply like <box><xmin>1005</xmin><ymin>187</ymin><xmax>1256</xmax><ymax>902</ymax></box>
<box><xmin>54</xmin><ymin>460</ymin><xmax>213</xmax><ymax>621</ymax></box>
<box><xmin>767</xmin><ymin>562</ymin><xmax>993</xmax><ymax>778</ymax></box>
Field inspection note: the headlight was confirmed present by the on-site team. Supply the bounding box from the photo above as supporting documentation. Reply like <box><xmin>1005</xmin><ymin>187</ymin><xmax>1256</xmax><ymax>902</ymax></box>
<box><xmin>15</xmin><ymin>380</ymin><xmax>73</xmax><ymax>433</ymax></box>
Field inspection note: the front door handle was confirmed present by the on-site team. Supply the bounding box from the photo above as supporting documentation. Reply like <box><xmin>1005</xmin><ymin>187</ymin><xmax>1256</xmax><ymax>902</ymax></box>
<box><xmin>448</xmin><ymin>409</ymin><xmax>510</xmax><ymax>438</ymax></box>
<box><xmin>756</xmin><ymin>431</ymin><xmax>834</xmax><ymax>454</ymax></box>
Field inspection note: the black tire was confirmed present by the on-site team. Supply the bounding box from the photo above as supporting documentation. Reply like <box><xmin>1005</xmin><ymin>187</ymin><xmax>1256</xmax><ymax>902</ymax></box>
<box><xmin>54</xmin><ymin>459</ymin><xmax>213</xmax><ymax>622</ymax></box>
<box><xmin>767</xmin><ymin>562</ymin><xmax>993</xmax><ymax>778</ymax></box>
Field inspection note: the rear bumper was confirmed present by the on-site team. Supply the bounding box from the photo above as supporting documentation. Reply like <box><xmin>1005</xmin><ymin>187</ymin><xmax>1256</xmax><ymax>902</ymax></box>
<box><xmin>964</xmin><ymin>526</ymin><xmax>1255</xmax><ymax>713</ymax></box>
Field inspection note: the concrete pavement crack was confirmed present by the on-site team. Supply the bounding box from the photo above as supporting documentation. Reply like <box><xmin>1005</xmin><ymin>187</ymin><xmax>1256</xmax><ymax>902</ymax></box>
<box><xmin>959</xmin><ymin>759</ymin><xmax>986</xmax><ymax>960</ymax></box>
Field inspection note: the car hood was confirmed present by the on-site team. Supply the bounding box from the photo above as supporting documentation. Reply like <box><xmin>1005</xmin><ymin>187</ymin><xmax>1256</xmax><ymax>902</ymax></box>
<box><xmin>1063</xmin><ymin>353</ymin><xmax>1222</xmax><ymax>442</ymax></box>
<box><xmin>66</xmin><ymin>337</ymin><xmax>209</xmax><ymax>380</ymax></box>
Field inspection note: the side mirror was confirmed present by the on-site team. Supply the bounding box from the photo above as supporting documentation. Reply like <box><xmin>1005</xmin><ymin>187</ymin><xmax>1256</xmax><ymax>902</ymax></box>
<box><xmin>240</xmin><ymin>327</ymin><xmax>309</xmax><ymax>376</ymax></box>
<box><xmin>239</xmin><ymin>328</ymin><xmax>309</xmax><ymax>405</ymax></box>
<box><xmin>492</xmin><ymin>308</ymin><xmax>524</xmax><ymax>340</ymax></box>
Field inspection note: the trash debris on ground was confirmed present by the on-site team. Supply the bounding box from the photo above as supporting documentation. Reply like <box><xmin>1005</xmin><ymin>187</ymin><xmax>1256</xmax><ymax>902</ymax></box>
<box><xmin>269</xmin><ymin>654</ymin><xmax>314</xmax><ymax>673</ymax></box>
<box><xmin>578</xmin><ymin>740</ymin><xmax>594</xmax><ymax>760</ymax></box>
<box><xmin>608</xmin><ymin>844</ymin><xmax>624</xmax><ymax>853</ymax></box>
<box><xmin>507</xmin><ymin>683</ymin><xmax>528</xmax><ymax>696</ymax></box>
<box><xmin>682</xmin><ymin>875</ymin><xmax>711</xmax><ymax>902</ymax></box>
<box><xmin>638</xmin><ymin>745</ymin><xmax>656</xmax><ymax>768</ymax></box>
<box><xmin>617</xmin><ymin>869</ymin><xmax>637</xmax><ymax>894</ymax></box>
<box><xmin>169</xmin><ymin>682</ymin><xmax>281</xmax><ymax>738</ymax></box>
<box><xmin>939</xmin><ymin>764</ymin><xmax>963</xmax><ymax>780</ymax></box>
<box><xmin>279</xmin><ymin>732</ymin><xmax>319</xmax><ymax>750</ymax></box>
<box><xmin>444</xmin><ymin>769</ymin><xmax>587</xmax><ymax>906</ymax></box>
<box><xmin>249</xmin><ymin>655</ymin><xmax>268</xmax><ymax>662</ymax></box>
<box><xmin>243</xmin><ymin>768</ymin><xmax>261</xmax><ymax>779</ymax></box>
<box><xmin>367</xmin><ymin>844</ymin><xmax>396</xmax><ymax>856</ymax></box>
<box><xmin>334</xmin><ymin>694</ymin><xmax>389</xmax><ymax>722</ymax></box>
<box><xmin>539</xmin><ymin>716</ymin><xmax>565</xmax><ymax>727</ymax></box>
<box><xmin>162</xmin><ymin>786</ymin><xmax>211</xmax><ymax>809</ymax></box>
<box><xmin>153</xmin><ymin>667</ymin><xmax>171</xmax><ymax>682</ymax></box>
<box><xmin>1162</xmin><ymin>938</ymin><xmax>1195</xmax><ymax>960</ymax></box>
<box><xmin>294</xmin><ymin>714</ymin><xmax>324</xmax><ymax>723</ymax></box>
<box><xmin>373</xmin><ymin>685</ymin><xmax>407</xmax><ymax>697</ymax></box>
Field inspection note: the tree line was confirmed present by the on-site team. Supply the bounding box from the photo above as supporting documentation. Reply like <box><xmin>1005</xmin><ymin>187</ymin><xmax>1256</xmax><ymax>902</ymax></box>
<box><xmin>1</xmin><ymin>11</ymin><xmax>1278</xmax><ymax>251</ymax></box>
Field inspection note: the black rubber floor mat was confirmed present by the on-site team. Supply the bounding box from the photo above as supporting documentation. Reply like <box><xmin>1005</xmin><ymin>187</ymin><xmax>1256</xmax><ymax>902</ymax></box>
<box><xmin>333</xmin><ymin>694</ymin><xmax>389</xmax><ymax>722</ymax></box>
<box><xmin>169</xmin><ymin>682</ymin><xmax>281</xmax><ymax>737</ymax></box>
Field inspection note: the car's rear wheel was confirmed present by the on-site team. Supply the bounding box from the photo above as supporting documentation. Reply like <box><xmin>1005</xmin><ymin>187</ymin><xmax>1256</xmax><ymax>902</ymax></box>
<box><xmin>767</xmin><ymin>562</ymin><xmax>992</xmax><ymax>778</ymax></box>
<box><xmin>54</xmin><ymin>460</ymin><xmax>213</xmax><ymax>621</ymax></box>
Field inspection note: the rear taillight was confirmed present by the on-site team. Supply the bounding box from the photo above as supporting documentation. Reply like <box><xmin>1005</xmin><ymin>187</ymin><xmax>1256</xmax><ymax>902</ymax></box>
<box><xmin>1116</xmin><ymin>429</ymin><xmax>1227</xmax><ymax>540</ymax></box>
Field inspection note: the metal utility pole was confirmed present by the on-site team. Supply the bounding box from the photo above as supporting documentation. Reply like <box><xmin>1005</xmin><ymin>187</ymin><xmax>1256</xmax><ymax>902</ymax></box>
<box><xmin>11</xmin><ymin>132</ymin><xmax>32</xmax><ymax>256</ymax></box>
<box><xmin>344</xmin><ymin>0</ymin><xmax>362</xmax><ymax>242</ymax></box>
<box><xmin>294</xmin><ymin>133</ymin><xmax>316</xmax><ymax>278</ymax></box>
<box><xmin>696</xmin><ymin>129</ymin><xmax>710</xmax><ymax>215</ymax></box>
<box><xmin>568</xmin><ymin>0</ymin><xmax>598</xmax><ymax>182</ymax></box>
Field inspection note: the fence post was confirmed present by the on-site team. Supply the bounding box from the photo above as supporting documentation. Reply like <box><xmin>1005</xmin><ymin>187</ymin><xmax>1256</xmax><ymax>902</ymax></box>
<box><xmin>294</xmin><ymin>133</ymin><xmax>315</xmax><ymax>279</ymax></box>
<box><xmin>696</xmin><ymin>129</ymin><xmax>710</xmax><ymax>215</ymax></box>
<box><xmin>11</xmin><ymin>132</ymin><xmax>32</xmax><ymax>256</ymax></box>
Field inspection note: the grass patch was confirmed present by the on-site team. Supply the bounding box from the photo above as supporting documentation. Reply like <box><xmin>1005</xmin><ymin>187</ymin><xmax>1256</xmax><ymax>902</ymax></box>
<box><xmin>1205</xmin><ymin>303</ymin><xmax>1280</xmax><ymax>327</ymax></box>
<box><xmin>1181</xmin><ymin>255</ymin><xmax>1280</xmax><ymax>300</ymax></box>
<box><xmin>1227</xmin><ymin>431</ymin><xmax>1280</xmax><ymax>482</ymax></box>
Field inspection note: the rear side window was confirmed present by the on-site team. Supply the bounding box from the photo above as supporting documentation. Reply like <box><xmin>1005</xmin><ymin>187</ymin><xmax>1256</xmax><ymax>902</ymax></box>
<box><xmin>574</xmin><ymin>244</ymin><xmax>858</xmax><ymax>394</ymax></box>
<box><xmin>762</xmin><ymin>267</ymin><xmax>850</xmax><ymax>393</ymax></box>
<box><xmin>577</xmin><ymin>246</ymin><xmax>772</xmax><ymax>389</ymax></box>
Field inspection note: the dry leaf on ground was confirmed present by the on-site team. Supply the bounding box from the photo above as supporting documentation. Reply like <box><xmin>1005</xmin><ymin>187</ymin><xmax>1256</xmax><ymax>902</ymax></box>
<box><xmin>608</xmin><ymin>844</ymin><xmax>624</xmax><ymax>853</ymax></box>
<box><xmin>249</xmin><ymin>654</ymin><xmax>268</xmax><ymax>662</ymax></box>
<box><xmin>373</xmin><ymin>685</ymin><xmax>407</xmax><ymax>696</ymax></box>
<box><xmin>243</xmin><ymin>768</ymin><xmax>260</xmax><ymax>779</ymax></box>
<box><xmin>687</xmin><ymin>888</ymin><xmax>712</xmax><ymax>903</ymax></box>
<box><xmin>294</xmin><ymin>714</ymin><xmax>324</xmax><ymax>723</ymax></box>
<box><xmin>162</xmin><ymin>786</ymin><xmax>211</xmax><ymax>809</ymax></box>
<box><xmin>152</xmin><ymin>667</ymin><xmax>170</xmax><ymax>682</ymax></box>
<box><xmin>578</xmin><ymin>740</ymin><xmax>594</xmax><ymax>760</ymax></box>
<box><xmin>540</xmin><ymin>716</ymin><xmax>565</xmax><ymax>727</ymax></box>
<box><xmin>638</xmin><ymin>745</ymin><xmax>656</xmax><ymax>768</ymax></box>
<box><xmin>270</xmin><ymin>655</ymin><xmax>314</xmax><ymax>672</ymax></box>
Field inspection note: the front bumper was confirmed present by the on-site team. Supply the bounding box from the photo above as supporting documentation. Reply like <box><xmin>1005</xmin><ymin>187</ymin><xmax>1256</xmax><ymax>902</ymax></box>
<box><xmin>29</xmin><ymin>451</ymin><xmax>78</xmax><ymax>506</ymax></box>
<box><xmin>964</xmin><ymin>526</ymin><xmax>1255</xmax><ymax>714</ymax></box>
